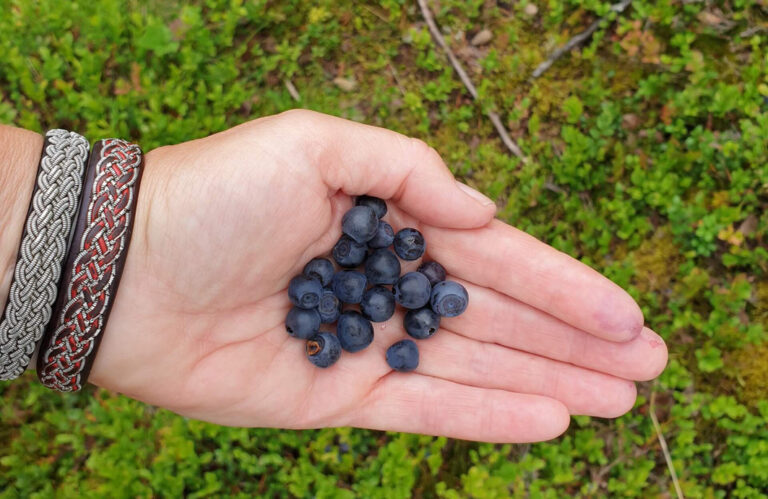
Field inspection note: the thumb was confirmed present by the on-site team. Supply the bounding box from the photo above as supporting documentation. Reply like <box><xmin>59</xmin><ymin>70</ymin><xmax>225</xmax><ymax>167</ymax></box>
<box><xmin>280</xmin><ymin>110</ymin><xmax>496</xmax><ymax>229</ymax></box>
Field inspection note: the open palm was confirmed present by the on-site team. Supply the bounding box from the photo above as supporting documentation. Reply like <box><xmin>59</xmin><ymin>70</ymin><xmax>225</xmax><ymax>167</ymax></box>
<box><xmin>88</xmin><ymin>110</ymin><xmax>668</xmax><ymax>443</ymax></box>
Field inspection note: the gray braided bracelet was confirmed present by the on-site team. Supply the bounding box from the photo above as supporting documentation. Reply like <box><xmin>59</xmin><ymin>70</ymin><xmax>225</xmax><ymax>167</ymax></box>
<box><xmin>0</xmin><ymin>129</ymin><xmax>89</xmax><ymax>380</ymax></box>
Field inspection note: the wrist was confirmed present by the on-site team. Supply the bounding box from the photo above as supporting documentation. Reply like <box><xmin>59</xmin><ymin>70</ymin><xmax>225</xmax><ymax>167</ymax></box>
<box><xmin>0</xmin><ymin>125</ymin><xmax>44</xmax><ymax>314</ymax></box>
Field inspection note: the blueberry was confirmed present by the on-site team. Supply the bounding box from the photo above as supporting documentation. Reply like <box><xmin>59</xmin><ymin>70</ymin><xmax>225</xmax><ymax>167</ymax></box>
<box><xmin>288</xmin><ymin>275</ymin><xmax>322</xmax><ymax>309</ymax></box>
<box><xmin>285</xmin><ymin>307</ymin><xmax>321</xmax><ymax>339</ymax></box>
<box><xmin>332</xmin><ymin>235</ymin><xmax>367</xmax><ymax>268</ymax></box>
<box><xmin>386</xmin><ymin>339</ymin><xmax>419</xmax><ymax>372</ymax></box>
<box><xmin>365</xmin><ymin>248</ymin><xmax>401</xmax><ymax>285</ymax></box>
<box><xmin>337</xmin><ymin>311</ymin><xmax>374</xmax><ymax>352</ymax></box>
<box><xmin>356</xmin><ymin>195</ymin><xmax>387</xmax><ymax>219</ymax></box>
<box><xmin>404</xmin><ymin>307</ymin><xmax>441</xmax><ymax>339</ymax></box>
<box><xmin>417</xmin><ymin>261</ymin><xmax>446</xmax><ymax>287</ymax></box>
<box><xmin>306</xmin><ymin>332</ymin><xmax>341</xmax><ymax>368</ymax></box>
<box><xmin>394</xmin><ymin>272</ymin><xmax>432</xmax><ymax>309</ymax></box>
<box><xmin>360</xmin><ymin>286</ymin><xmax>396</xmax><ymax>322</ymax></box>
<box><xmin>318</xmin><ymin>289</ymin><xmax>341</xmax><ymax>324</ymax></box>
<box><xmin>393</xmin><ymin>228</ymin><xmax>425</xmax><ymax>261</ymax></box>
<box><xmin>303</xmin><ymin>258</ymin><xmax>335</xmax><ymax>287</ymax></box>
<box><xmin>430</xmin><ymin>281</ymin><xmax>469</xmax><ymax>317</ymax></box>
<box><xmin>342</xmin><ymin>206</ymin><xmax>379</xmax><ymax>243</ymax></box>
<box><xmin>368</xmin><ymin>220</ymin><xmax>395</xmax><ymax>249</ymax></box>
<box><xmin>331</xmin><ymin>270</ymin><xmax>367</xmax><ymax>304</ymax></box>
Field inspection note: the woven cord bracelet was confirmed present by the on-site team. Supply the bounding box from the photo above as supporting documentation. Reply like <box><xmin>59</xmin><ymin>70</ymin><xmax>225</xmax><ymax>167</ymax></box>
<box><xmin>37</xmin><ymin>139</ymin><xmax>144</xmax><ymax>392</ymax></box>
<box><xmin>0</xmin><ymin>130</ymin><xmax>89</xmax><ymax>381</ymax></box>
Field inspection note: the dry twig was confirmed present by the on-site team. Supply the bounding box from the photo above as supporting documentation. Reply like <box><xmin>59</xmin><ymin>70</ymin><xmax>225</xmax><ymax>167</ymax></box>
<box><xmin>649</xmin><ymin>384</ymin><xmax>685</xmax><ymax>499</ymax></box>
<box><xmin>388</xmin><ymin>64</ymin><xmax>406</xmax><ymax>96</ymax></box>
<box><xmin>543</xmin><ymin>179</ymin><xmax>567</xmax><ymax>195</ymax></box>
<box><xmin>739</xmin><ymin>25</ymin><xmax>768</xmax><ymax>37</ymax></box>
<box><xmin>416</xmin><ymin>0</ymin><xmax>527</xmax><ymax>162</ymax></box>
<box><xmin>532</xmin><ymin>0</ymin><xmax>633</xmax><ymax>79</ymax></box>
<box><xmin>284</xmin><ymin>80</ymin><xmax>301</xmax><ymax>101</ymax></box>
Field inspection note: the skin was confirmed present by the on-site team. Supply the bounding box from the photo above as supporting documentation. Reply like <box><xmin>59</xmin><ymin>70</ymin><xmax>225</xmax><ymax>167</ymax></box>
<box><xmin>0</xmin><ymin>126</ymin><xmax>42</xmax><ymax>302</ymax></box>
<box><xmin>1</xmin><ymin>111</ymin><xmax>668</xmax><ymax>443</ymax></box>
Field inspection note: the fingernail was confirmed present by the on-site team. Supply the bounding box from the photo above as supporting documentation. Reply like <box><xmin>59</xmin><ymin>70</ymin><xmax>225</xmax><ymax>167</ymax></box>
<box><xmin>456</xmin><ymin>181</ymin><xmax>495</xmax><ymax>207</ymax></box>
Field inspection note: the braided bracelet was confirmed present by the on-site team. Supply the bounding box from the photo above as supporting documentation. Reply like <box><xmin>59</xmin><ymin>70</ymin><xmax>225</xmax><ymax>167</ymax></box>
<box><xmin>37</xmin><ymin>139</ymin><xmax>144</xmax><ymax>392</ymax></box>
<box><xmin>0</xmin><ymin>130</ymin><xmax>89</xmax><ymax>380</ymax></box>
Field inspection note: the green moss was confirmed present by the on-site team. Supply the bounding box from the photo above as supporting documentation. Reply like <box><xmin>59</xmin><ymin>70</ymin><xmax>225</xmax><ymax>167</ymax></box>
<box><xmin>630</xmin><ymin>228</ymin><xmax>682</xmax><ymax>294</ymax></box>
<box><xmin>731</xmin><ymin>343</ymin><xmax>768</xmax><ymax>407</ymax></box>
<box><xmin>756</xmin><ymin>281</ymin><xmax>768</xmax><ymax>328</ymax></box>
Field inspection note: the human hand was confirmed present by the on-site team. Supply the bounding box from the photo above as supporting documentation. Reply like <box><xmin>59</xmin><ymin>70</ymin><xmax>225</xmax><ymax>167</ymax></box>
<box><xmin>89</xmin><ymin>110</ymin><xmax>668</xmax><ymax>443</ymax></box>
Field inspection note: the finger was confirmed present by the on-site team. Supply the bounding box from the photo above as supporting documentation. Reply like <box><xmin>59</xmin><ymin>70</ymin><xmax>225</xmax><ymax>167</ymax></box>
<box><xmin>353</xmin><ymin>373</ymin><xmax>570</xmax><ymax>443</ymax></box>
<box><xmin>276</xmin><ymin>109</ymin><xmax>497</xmax><ymax>229</ymax></box>
<box><xmin>421</xmin><ymin>220</ymin><xmax>644</xmax><ymax>342</ymax></box>
<box><xmin>444</xmin><ymin>279</ymin><xmax>668</xmax><ymax>381</ymax></box>
<box><xmin>418</xmin><ymin>329</ymin><xmax>638</xmax><ymax>417</ymax></box>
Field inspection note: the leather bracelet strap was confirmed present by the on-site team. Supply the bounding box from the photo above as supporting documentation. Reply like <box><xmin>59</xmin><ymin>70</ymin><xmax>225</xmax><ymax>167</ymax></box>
<box><xmin>0</xmin><ymin>129</ymin><xmax>89</xmax><ymax>380</ymax></box>
<box><xmin>37</xmin><ymin>139</ymin><xmax>144</xmax><ymax>392</ymax></box>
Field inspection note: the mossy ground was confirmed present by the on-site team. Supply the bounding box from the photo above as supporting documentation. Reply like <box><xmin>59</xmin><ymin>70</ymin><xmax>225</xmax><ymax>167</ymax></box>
<box><xmin>1</xmin><ymin>0</ymin><xmax>767</xmax><ymax>497</ymax></box>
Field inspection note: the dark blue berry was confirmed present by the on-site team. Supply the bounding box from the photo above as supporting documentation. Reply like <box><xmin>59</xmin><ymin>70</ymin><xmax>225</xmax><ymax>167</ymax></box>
<box><xmin>368</xmin><ymin>220</ymin><xmax>395</xmax><ymax>249</ymax></box>
<box><xmin>430</xmin><ymin>281</ymin><xmax>469</xmax><ymax>317</ymax></box>
<box><xmin>288</xmin><ymin>275</ymin><xmax>322</xmax><ymax>309</ymax></box>
<box><xmin>306</xmin><ymin>332</ymin><xmax>341</xmax><ymax>368</ymax></box>
<box><xmin>404</xmin><ymin>307</ymin><xmax>441</xmax><ymax>339</ymax></box>
<box><xmin>285</xmin><ymin>307</ymin><xmax>321</xmax><ymax>339</ymax></box>
<box><xmin>394</xmin><ymin>272</ymin><xmax>432</xmax><ymax>309</ymax></box>
<box><xmin>393</xmin><ymin>228</ymin><xmax>425</xmax><ymax>261</ymax></box>
<box><xmin>356</xmin><ymin>195</ymin><xmax>387</xmax><ymax>219</ymax></box>
<box><xmin>337</xmin><ymin>311</ymin><xmax>374</xmax><ymax>352</ymax></box>
<box><xmin>318</xmin><ymin>289</ymin><xmax>341</xmax><ymax>324</ymax></box>
<box><xmin>303</xmin><ymin>258</ymin><xmax>335</xmax><ymax>287</ymax></box>
<box><xmin>365</xmin><ymin>248</ymin><xmax>401</xmax><ymax>285</ymax></box>
<box><xmin>417</xmin><ymin>261</ymin><xmax>446</xmax><ymax>287</ymax></box>
<box><xmin>360</xmin><ymin>286</ymin><xmax>396</xmax><ymax>322</ymax></box>
<box><xmin>342</xmin><ymin>206</ymin><xmax>378</xmax><ymax>243</ymax></box>
<box><xmin>386</xmin><ymin>339</ymin><xmax>419</xmax><ymax>372</ymax></box>
<box><xmin>332</xmin><ymin>235</ymin><xmax>367</xmax><ymax>268</ymax></box>
<box><xmin>331</xmin><ymin>270</ymin><xmax>367</xmax><ymax>304</ymax></box>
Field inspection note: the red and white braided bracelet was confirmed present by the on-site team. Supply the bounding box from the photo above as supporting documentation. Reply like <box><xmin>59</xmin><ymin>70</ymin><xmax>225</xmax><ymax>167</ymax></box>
<box><xmin>36</xmin><ymin>139</ymin><xmax>144</xmax><ymax>392</ymax></box>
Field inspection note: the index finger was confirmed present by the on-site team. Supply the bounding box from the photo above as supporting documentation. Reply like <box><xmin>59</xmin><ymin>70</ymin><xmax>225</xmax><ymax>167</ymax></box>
<box><xmin>421</xmin><ymin>220</ymin><xmax>644</xmax><ymax>342</ymax></box>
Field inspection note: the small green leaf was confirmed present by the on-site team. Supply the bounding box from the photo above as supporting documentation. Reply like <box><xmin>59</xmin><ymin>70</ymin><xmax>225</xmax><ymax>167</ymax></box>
<box><xmin>137</xmin><ymin>22</ymin><xmax>179</xmax><ymax>56</ymax></box>
<box><xmin>563</xmin><ymin>95</ymin><xmax>583</xmax><ymax>124</ymax></box>
<box><xmin>696</xmin><ymin>345</ymin><xmax>724</xmax><ymax>373</ymax></box>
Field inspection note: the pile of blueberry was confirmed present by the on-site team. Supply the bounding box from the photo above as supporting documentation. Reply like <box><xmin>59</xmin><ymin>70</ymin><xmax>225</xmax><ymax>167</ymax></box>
<box><xmin>285</xmin><ymin>195</ymin><xmax>469</xmax><ymax>372</ymax></box>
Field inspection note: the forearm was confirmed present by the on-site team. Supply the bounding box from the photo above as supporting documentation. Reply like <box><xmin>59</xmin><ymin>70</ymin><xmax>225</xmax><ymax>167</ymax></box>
<box><xmin>0</xmin><ymin>125</ymin><xmax>43</xmax><ymax>310</ymax></box>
